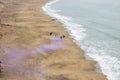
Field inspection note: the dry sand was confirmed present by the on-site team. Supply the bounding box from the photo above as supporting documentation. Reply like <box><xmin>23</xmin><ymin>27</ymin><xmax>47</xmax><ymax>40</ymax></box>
<box><xmin>0</xmin><ymin>0</ymin><xmax>107</xmax><ymax>80</ymax></box>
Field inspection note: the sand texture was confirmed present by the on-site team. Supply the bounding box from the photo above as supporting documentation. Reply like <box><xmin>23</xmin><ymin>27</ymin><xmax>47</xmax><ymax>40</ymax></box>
<box><xmin>0</xmin><ymin>0</ymin><xmax>107</xmax><ymax>80</ymax></box>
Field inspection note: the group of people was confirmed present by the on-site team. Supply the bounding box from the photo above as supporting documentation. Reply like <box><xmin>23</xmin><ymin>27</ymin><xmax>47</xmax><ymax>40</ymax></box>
<box><xmin>50</xmin><ymin>32</ymin><xmax>65</xmax><ymax>39</ymax></box>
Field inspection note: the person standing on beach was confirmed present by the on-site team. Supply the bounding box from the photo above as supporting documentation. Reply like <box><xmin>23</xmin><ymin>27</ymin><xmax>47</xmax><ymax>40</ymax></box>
<box><xmin>50</xmin><ymin>32</ymin><xmax>53</xmax><ymax>36</ymax></box>
<box><xmin>0</xmin><ymin>61</ymin><xmax>2</xmax><ymax>73</ymax></box>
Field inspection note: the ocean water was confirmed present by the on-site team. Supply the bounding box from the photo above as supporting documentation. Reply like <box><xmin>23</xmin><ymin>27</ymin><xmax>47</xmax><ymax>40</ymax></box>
<box><xmin>42</xmin><ymin>0</ymin><xmax>120</xmax><ymax>80</ymax></box>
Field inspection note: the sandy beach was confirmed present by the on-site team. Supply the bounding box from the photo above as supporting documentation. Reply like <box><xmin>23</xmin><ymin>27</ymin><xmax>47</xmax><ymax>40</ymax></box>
<box><xmin>0</xmin><ymin>0</ymin><xmax>107</xmax><ymax>80</ymax></box>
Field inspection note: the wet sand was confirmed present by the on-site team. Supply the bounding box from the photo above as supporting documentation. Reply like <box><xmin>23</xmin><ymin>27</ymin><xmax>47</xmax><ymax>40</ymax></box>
<box><xmin>0</xmin><ymin>0</ymin><xmax>107</xmax><ymax>80</ymax></box>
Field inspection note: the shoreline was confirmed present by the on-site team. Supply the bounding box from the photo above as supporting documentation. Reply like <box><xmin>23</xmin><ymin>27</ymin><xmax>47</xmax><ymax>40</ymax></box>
<box><xmin>42</xmin><ymin>0</ymin><xmax>105</xmax><ymax>76</ymax></box>
<box><xmin>0</xmin><ymin>0</ymin><xmax>107</xmax><ymax>80</ymax></box>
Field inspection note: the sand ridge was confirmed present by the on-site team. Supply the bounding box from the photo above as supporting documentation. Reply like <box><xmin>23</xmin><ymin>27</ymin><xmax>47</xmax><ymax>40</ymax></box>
<box><xmin>0</xmin><ymin>0</ymin><xmax>107</xmax><ymax>80</ymax></box>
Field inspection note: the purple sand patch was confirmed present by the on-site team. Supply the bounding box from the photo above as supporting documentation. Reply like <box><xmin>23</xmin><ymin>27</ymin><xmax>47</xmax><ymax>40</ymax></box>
<box><xmin>0</xmin><ymin>36</ymin><xmax>65</xmax><ymax>75</ymax></box>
